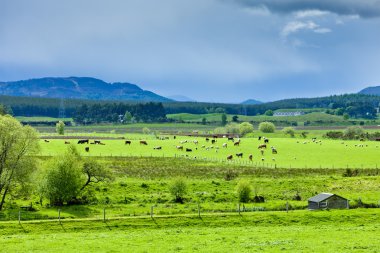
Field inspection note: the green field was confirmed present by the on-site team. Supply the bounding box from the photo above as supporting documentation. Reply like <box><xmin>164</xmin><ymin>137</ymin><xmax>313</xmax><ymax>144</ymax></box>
<box><xmin>39</xmin><ymin>134</ymin><xmax>380</xmax><ymax>169</ymax></box>
<box><xmin>1</xmin><ymin>209</ymin><xmax>380</xmax><ymax>252</ymax></box>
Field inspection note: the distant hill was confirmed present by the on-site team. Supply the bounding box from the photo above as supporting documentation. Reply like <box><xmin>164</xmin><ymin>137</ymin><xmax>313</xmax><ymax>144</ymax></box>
<box><xmin>168</xmin><ymin>95</ymin><xmax>196</xmax><ymax>102</ymax></box>
<box><xmin>358</xmin><ymin>86</ymin><xmax>380</xmax><ymax>96</ymax></box>
<box><xmin>0</xmin><ymin>77</ymin><xmax>172</xmax><ymax>102</ymax></box>
<box><xmin>241</xmin><ymin>99</ymin><xmax>263</xmax><ymax>105</ymax></box>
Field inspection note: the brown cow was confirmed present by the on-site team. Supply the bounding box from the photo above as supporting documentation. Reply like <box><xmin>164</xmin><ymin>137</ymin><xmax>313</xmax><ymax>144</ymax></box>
<box><xmin>249</xmin><ymin>154</ymin><xmax>253</xmax><ymax>161</ymax></box>
<box><xmin>44</xmin><ymin>140</ymin><xmax>49</xmax><ymax>143</ymax></box>
<box><xmin>140</xmin><ymin>140</ymin><xmax>148</xmax><ymax>145</ymax></box>
<box><xmin>227</xmin><ymin>155</ymin><xmax>233</xmax><ymax>160</ymax></box>
<box><xmin>234</xmin><ymin>141</ymin><xmax>240</xmax><ymax>146</ymax></box>
<box><xmin>258</xmin><ymin>144</ymin><xmax>267</xmax><ymax>149</ymax></box>
<box><xmin>64</xmin><ymin>141</ymin><xmax>70</xmax><ymax>144</ymax></box>
<box><xmin>176</xmin><ymin>145</ymin><xmax>183</xmax><ymax>150</ymax></box>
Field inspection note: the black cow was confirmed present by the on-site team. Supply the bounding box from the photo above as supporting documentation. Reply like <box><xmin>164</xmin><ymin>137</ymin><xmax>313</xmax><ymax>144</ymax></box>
<box><xmin>85</xmin><ymin>147</ymin><xmax>90</xmax><ymax>152</ymax></box>
<box><xmin>125</xmin><ymin>140</ymin><xmax>131</xmax><ymax>145</ymax></box>
<box><xmin>186</xmin><ymin>148</ymin><xmax>192</xmax><ymax>152</ymax></box>
<box><xmin>78</xmin><ymin>139</ymin><xmax>89</xmax><ymax>144</ymax></box>
<box><xmin>236</xmin><ymin>153</ymin><xmax>243</xmax><ymax>158</ymax></box>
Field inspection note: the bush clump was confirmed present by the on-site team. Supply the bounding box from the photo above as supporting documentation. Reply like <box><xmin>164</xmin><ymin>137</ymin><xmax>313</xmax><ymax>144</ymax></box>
<box><xmin>259</xmin><ymin>122</ymin><xmax>275</xmax><ymax>133</ymax></box>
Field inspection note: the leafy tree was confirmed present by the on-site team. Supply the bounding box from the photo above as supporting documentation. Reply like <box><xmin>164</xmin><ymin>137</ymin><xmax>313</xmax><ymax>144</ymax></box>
<box><xmin>282</xmin><ymin>127</ymin><xmax>295</xmax><ymax>137</ymax></box>
<box><xmin>239</xmin><ymin>122</ymin><xmax>254</xmax><ymax>136</ymax></box>
<box><xmin>81</xmin><ymin>159</ymin><xmax>113</xmax><ymax>191</ymax></box>
<box><xmin>259</xmin><ymin>122</ymin><xmax>275</xmax><ymax>133</ymax></box>
<box><xmin>40</xmin><ymin>146</ymin><xmax>83</xmax><ymax>206</ymax></box>
<box><xmin>264</xmin><ymin>110</ymin><xmax>273</xmax><ymax>116</ymax></box>
<box><xmin>232</xmin><ymin>115</ymin><xmax>239</xmax><ymax>122</ymax></box>
<box><xmin>56</xmin><ymin>120</ymin><xmax>65</xmax><ymax>135</ymax></box>
<box><xmin>343</xmin><ymin>113</ymin><xmax>349</xmax><ymax>120</ymax></box>
<box><xmin>0</xmin><ymin>115</ymin><xmax>40</xmax><ymax>210</ymax></box>
<box><xmin>123</xmin><ymin>111</ymin><xmax>132</xmax><ymax>124</ymax></box>
<box><xmin>169</xmin><ymin>178</ymin><xmax>187</xmax><ymax>203</ymax></box>
<box><xmin>236</xmin><ymin>180</ymin><xmax>251</xmax><ymax>203</ymax></box>
<box><xmin>202</xmin><ymin>117</ymin><xmax>207</xmax><ymax>125</ymax></box>
<box><xmin>221</xmin><ymin>113</ymin><xmax>227</xmax><ymax>126</ymax></box>
<box><xmin>214</xmin><ymin>107</ymin><xmax>225</xmax><ymax>113</ymax></box>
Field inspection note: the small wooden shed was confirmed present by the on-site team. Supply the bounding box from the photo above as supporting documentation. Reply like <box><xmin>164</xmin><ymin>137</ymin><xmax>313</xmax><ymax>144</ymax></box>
<box><xmin>308</xmin><ymin>193</ymin><xmax>349</xmax><ymax>210</ymax></box>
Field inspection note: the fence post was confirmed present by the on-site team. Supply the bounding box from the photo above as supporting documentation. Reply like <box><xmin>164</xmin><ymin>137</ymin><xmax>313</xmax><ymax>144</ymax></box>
<box><xmin>103</xmin><ymin>207</ymin><xmax>106</xmax><ymax>222</ymax></box>
<box><xmin>238</xmin><ymin>203</ymin><xmax>241</xmax><ymax>215</ymax></box>
<box><xmin>286</xmin><ymin>201</ymin><xmax>289</xmax><ymax>213</ymax></box>
<box><xmin>58</xmin><ymin>209</ymin><xmax>61</xmax><ymax>224</ymax></box>
<box><xmin>150</xmin><ymin>205</ymin><xmax>154</xmax><ymax>219</ymax></box>
<box><xmin>18</xmin><ymin>210</ymin><xmax>21</xmax><ymax>225</ymax></box>
<box><xmin>198</xmin><ymin>203</ymin><xmax>201</xmax><ymax>218</ymax></box>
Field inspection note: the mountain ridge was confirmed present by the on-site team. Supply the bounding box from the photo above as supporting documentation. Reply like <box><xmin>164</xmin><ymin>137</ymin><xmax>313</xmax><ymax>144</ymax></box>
<box><xmin>0</xmin><ymin>77</ymin><xmax>172</xmax><ymax>102</ymax></box>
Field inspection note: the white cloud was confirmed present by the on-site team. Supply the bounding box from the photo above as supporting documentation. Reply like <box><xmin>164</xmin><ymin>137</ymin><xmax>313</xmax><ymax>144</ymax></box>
<box><xmin>281</xmin><ymin>20</ymin><xmax>332</xmax><ymax>38</ymax></box>
<box><xmin>295</xmin><ymin>10</ymin><xmax>330</xmax><ymax>19</ymax></box>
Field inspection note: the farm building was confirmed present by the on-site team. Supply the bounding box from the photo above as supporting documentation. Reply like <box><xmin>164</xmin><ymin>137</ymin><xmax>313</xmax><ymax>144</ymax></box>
<box><xmin>273</xmin><ymin>111</ymin><xmax>305</xmax><ymax>117</ymax></box>
<box><xmin>308</xmin><ymin>193</ymin><xmax>349</xmax><ymax>210</ymax></box>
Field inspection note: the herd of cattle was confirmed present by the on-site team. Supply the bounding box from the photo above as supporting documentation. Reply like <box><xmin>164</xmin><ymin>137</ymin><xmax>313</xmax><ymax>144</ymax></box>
<box><xmin>44</xmin><ymin>135</ymin><xmax>278</xmax><ymax>161</ymax></box>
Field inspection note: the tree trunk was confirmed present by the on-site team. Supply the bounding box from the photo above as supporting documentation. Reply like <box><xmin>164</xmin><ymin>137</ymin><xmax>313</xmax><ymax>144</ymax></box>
<box><xmin>0</xmin><ymin>186</ymin><xmax>9</xmax><ymax>211</ymax></box>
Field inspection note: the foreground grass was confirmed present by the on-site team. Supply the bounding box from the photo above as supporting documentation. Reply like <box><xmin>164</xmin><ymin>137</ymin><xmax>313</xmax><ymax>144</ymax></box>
<box><xmin>1</xmin><ymin>209</ymin><xmax>380</xmax><ymax>252</ymax></box>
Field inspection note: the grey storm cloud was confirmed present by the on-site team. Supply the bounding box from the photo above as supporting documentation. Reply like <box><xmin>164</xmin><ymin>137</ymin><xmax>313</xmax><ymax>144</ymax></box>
<box><xmin>230</xmin><ymin>0</ymin><xmax>380</xmax><ymax>18</ymax></box>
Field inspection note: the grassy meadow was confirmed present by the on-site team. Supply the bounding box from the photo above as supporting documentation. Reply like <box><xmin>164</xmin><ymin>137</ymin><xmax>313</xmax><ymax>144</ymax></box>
<box><xmin>2</xmin><ymin>121</ymin><xmax>380</xmax><ymax>252</ymax></box>
<box><xmin>39</xmin><ymin>134</ymin><xmax>380</xmax><ymax>169</ymax></box>
<box><xmin>1</xmin><ymin>209</ymin><xmax>380</xmax><ymax>252</ymax></box>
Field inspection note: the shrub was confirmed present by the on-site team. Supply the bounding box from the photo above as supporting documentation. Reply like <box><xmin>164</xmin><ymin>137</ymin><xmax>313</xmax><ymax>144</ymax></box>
<box><xmin>239</xmin><ymin>122</ymin><xmax>254</xmax><ymax>136</ymax></box>
<box><xmin>259</xmin><ymin>122</ymin><xmax>275</xmax><ymax>133</ymax></box>
<box><xmin>344</xmin><ymin>126</ymin><xmax>364</xmax><ymax>139</ymax></box>
<box><xmin>282</xmin><ymin>127</ymin><xmax>295</xmax><ymax>137</ymax></box>
<box><xmin>236</xmin><ymin>180</ymin><xmax>252</xmax><ymax>203</ymax></box>
<box><xmin>324</xmin><ymin>131</ymin><xmax>344</xmax><ymax>139</ymax></box>
<box><xmin>224</xmin><ymin>169</ymin><xmax>239</xmax><ymax>181</ymax></box>
<box><xmin>142</xmin><ymin>127</ymin><xmax>151</xmax><ymax>135</ymax></box>
<box><xmin>169</xmin><ymin>178</ymin><xmax>187</xmax><ymax>203</ymax></box>
<box><xmin>225</xmin><ymin>123</ymin><xmax>240</xmax><ymax>134</ymax></box>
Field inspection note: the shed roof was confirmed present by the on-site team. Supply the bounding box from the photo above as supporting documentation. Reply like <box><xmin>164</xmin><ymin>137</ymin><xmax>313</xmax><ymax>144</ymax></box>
<box><xmin>308</xmin><ymin>193</ymin><xmax>347</xmax><ymax>203</ymax></box>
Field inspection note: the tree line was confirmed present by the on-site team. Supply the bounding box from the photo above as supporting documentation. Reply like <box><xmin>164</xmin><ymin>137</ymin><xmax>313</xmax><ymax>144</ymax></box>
<box><xmin>0</xmin><ymin>93</ymin><xmax>379</xmax><ymax>121</ymax></box>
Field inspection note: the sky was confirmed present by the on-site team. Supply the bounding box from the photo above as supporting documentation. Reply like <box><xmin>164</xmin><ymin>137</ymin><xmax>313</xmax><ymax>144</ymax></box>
<box><xmin>1</xmin><ymin>0</ymin><xmax>380</xmax><ymax>103</ymax></box>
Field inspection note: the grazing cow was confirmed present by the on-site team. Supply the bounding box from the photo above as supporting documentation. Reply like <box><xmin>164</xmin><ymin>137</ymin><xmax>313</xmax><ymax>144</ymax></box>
<box><xmin>261</xmin><ymin>158</ymin><xmax>265</xmax><ymax>161</ymax></box>
<box><xmin>176</xmin><ymin>145</ymin><xmax>183</xmax><ymax>150</ymax></box>
<box><xmin>125</xmin><ymin>140</ymin><xmax>131</xmax><ymax>145</ymax></box>
<box><xmin>236</xmin><ymin>152</ymin><xmax>243</xmax><ymax>158</ymax></box>
<box><xmin>211</xmin><ymin>139</ymin><xmax>216</xmax><ymax>144</ymax></box>
<box><xmin>94</xmin><ymin>140</ymin><xmax>101</xmax><ymax>144</ymax></box>
<box><xmin>78</xmin><ymin>139</ymin><xmax>89</xmax><ymax>144</ymax></box>
<box><xmin>228</xmin><ymin>137</ymin><xmax>234</xmax><ymax>141</ymax></box>
<box><xmin>234</xmin><ymin>141</ymin><xmax>240</xmax><ymax>146</ymax></box>
<box><xmin>258</xmin><ymin>136</ymin><xmax>262</xmax><ymax>141</ymax></box>
<box><xmin>227</xmin><ymin>155</ymin><xmax>233</xmax><ymax>160</ymax></box>
<box><xmin>140</xmin><ymin>140</ymin><xmax>148</xmax><ymax>145</ymax></box>
<box><xmin>212</xmin><ymin>135</ymin><xmax>218</xmax><ymax>139</ymax></box>
<box><xmin>260</xmin><ymin>149</ymin><xmax>264</xmax><ymax>155</ymax></box>
<box><xmin>264</xmin><ymin>139</ymin><xmax>269</xmax><ymax>143</ymax></box>
<box><xmin>272</xmin><ymin>148</ymin><xmax>278</xmax><ymax>154</ymax></box>
<box><xmin>85</xmin><ymin>147</ymin><xmax>90</xmax><ymax>152</ymax></box>
<box><xmin>193</xmin><ymin>140</ymin><xmax>199</xmax><ymax>145</ymax></box>
<box><xmin>186</xmin><ymin>148</ymin><xmax>192</xmax><ymax>152</ymax></box>
<box><xmin>249</xmin><ymin>154</ymin><xmax>253</xmax><ymax>161</ymax></box>
<box><xmin>205</xmin><ymin>138</ymin><xmax>210</xmax><ymax>142</ymax></box>
<box><xmin>44</xmin><ymin>140</ymin><xmax>49</xmax><ymax>143</ymax></box>
<box><xmin>174</xmin><ymin>136</ymin><xmax>176</xmax><ymax>139</ymax></box>
<box><xmin>222</xmin><ymin>143</ymin><xmax>227</xmax><ymax>148</ymax></box>
<box><xmin>64</xmin><ymin>141</ymin><xmax>70</xmax><ymax>144</ymax></box>
<box><xmin>154</xmin><ymin>146</ymin><xmax>162</xmax><ymax>150</ymax></box>
<box><xmin>258</xmin><ymin>144</ymin><xmax>267</xmax><ymax>149</ymax></box>
<box><xmin>201</xmin><ymin>145</ymin><xmax>206</xmax><ymax>148</ymax></box>
<box><xmin>99</xmin><ymin>143</ymin><xmax>106</xmax><ymax>145</ymax></box>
